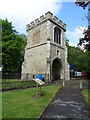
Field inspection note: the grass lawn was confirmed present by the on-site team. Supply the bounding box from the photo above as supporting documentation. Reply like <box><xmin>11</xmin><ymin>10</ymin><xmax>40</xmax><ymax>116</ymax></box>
<box><xmin>82</xmin><ymin>89</ymin><xmax>90</xmax><ymax>106</ymax></box>
<box><xmin>2</xmin><ymin>84</ymin><xmax>60</xmax><ymax>118</ymax></box>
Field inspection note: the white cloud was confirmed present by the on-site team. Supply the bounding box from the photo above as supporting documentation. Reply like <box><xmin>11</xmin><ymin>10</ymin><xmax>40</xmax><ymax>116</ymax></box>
<box><xmin>69</xmin><ymin>41</ymin><xmax>77</xmax><ymax>47</ymax></box>
<box><xmin>66</xmin><ymin>26</ymin><xmax>87</xmax><ymax>47</ymax></box>
<box><xmin>0</xmin><ymin>0</ymin><xmax>62</xmax><ymax>34</ymax></box>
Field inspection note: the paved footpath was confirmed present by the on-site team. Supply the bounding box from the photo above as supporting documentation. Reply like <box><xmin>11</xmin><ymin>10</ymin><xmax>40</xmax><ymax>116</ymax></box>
<box><xmin>40</xmin><ymin>80</ymin><xmax>90</xmax><ymax>119</ymax></box>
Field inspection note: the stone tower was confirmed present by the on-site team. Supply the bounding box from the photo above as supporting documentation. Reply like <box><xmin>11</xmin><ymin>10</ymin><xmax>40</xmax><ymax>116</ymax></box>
<box><xmin>22</xmin><ymin>11</ymin><xmax>70</xmax><ymax>82</ymax></box>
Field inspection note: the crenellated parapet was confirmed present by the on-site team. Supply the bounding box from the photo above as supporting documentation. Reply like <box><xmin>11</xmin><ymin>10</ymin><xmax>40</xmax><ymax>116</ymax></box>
<box><xmin>26</xmin><ymin>11</ymin><xmax>66</xmax><ymax>31</ymax></box>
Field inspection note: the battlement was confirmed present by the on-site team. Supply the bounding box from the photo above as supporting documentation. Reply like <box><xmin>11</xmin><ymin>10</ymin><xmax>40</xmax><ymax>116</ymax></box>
<box><xmin>26</xmin><ymin>11</ymin><xmax>66</xmax><ymax>31</ymax></box>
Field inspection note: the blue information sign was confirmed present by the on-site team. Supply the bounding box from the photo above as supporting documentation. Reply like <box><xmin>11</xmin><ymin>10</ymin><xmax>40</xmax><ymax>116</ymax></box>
<box><xmin>69</xmin><ymin>64</ymin><xmax>73</xmax><ymax>70</ymax></box>
<box><xmin>36</xmin><ymin>74</ymin><xmax>43</xmax><ymax>80</ymax></box>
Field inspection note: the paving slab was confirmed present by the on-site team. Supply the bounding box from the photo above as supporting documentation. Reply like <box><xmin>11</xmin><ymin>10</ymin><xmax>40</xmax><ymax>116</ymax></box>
<box><xmin>40</xmin><ymin>80</ymin><xmax>90</xmax><ymax>119</ymax></box>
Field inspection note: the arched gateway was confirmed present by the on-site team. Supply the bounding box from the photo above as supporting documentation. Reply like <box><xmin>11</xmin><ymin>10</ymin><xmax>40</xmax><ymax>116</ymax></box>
<box><xmin>52</xmin><ymin>58</ymin><xmax>62</xmax><ymax>81</ymax></box>
<box><xmin>22</xmin><ymin>11</ymin><xmax>70</xmax><ymax>82</ymax></box>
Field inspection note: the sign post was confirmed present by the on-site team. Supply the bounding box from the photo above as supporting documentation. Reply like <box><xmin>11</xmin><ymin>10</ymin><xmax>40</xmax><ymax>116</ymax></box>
<box><xmin>63</xmin><ymin>80</ymin><xmax>65</xmax><ymax>86</ymax></box>
<box><xmin>36</xmin><ymin>83</ymin><xmax>39</xmax><ymax>97</ymax></box>
<box><xmin>33</xmin><ymin>78</ymin><xmax>45</xmax><ymax>98</ymax></box>
<box><xmin>80</xmin><ymin>80</ymin><xmax>82</xmax><ymax>89</ymax></box>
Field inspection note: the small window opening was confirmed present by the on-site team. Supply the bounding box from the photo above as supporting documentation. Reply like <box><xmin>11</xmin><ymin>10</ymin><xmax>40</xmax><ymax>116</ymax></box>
<box><xmin>57</xmin><ymin>50</ymin><xmax>59</xmax><ymax>55</ymax></box>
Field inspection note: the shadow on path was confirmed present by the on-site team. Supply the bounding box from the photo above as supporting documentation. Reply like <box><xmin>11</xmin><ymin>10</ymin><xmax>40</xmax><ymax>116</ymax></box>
<box><xmin>40</xmin><ymin>80</ymin><xmax>90</xmax><ymax>119</ymax></box>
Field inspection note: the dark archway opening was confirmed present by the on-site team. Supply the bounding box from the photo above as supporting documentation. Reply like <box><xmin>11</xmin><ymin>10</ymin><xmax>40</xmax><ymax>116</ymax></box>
<box><xmin>52</xmin><ymin>58</ymin><xmax>62</xmax><ymax>81</ymax></box>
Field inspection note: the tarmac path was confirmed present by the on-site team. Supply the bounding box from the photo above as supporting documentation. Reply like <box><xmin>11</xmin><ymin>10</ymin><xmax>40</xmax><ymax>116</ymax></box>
<box><xmin>40</xmin><ymin>80</ymin><xmax>90</xmax><ymax>119</ymax></box>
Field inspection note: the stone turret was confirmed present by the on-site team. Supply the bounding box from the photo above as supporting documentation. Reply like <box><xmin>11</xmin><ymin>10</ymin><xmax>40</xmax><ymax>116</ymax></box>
<box><xmin>22</xmin><ymin>11</ymin><xmax>69</xmax><ymax>82</ymax></box>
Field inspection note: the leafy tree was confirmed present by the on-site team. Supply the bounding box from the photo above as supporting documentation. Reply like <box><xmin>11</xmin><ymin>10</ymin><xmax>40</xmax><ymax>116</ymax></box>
<box><xmin>77</xmin><ymin>51</ymin><xmax>90</xmax><ymax>72</ymax></box>
<box><xmin>67</xmin><ymin>45</ymin><xmax>90</xmax><ymax>73</ymax></box>
<box><xmin>75</xmin><ymin>1</ymin><xmax>90</xmax><ymax>51</ymax></box>
<box><xmin>75</xmin><ymin>1</ymin><xmax>90</xmax><ymax>9</ymax></box>
<box><xmin>2</xmin><ymin>19</ymin><xmax>26</xmax><ymax>71</ymax></box>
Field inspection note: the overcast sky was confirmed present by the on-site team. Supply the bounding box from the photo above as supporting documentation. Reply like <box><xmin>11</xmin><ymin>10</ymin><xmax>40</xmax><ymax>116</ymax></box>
<box><xmin>0</xmin><ymin>0</ymin><xmax>88</xmax><ymax>47</ymax></box>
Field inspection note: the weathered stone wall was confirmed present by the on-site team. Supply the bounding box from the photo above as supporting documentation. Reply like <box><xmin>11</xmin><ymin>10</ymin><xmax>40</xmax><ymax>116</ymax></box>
<box><xmin>64</xmin><ymin>46</ymin><xmax>70</xmax><ymax>80</ymax></box>
<box><xmin>22</xmin><ymin>19</ymin><xmax>49</xmax><ymax>75</ymax></box>
<box><xmin>46</xmin><ymin>19</ymin><xmax>68</xmax><ymax>81</ymax></box>
<box><xmin>26</xmin><ymin>21</ymin><xmax>48</xmax><ymax>48</ymax></box>
<box><xmin>24</xmin><ymin>44</ymin><xmax>47</xmax><ymax>74</ymax></box>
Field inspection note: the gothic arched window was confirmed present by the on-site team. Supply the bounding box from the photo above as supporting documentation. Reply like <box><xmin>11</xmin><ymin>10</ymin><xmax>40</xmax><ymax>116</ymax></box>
<box><xmin>54</xmin><ymin>27</ymin><xmax>61</xmax><ymax>44</ymax></box>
